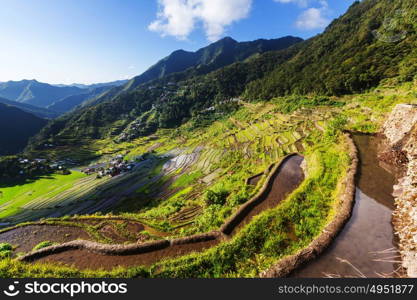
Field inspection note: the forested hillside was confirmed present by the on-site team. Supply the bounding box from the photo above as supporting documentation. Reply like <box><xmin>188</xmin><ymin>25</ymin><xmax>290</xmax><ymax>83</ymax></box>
<box><xmin>128</xmin><ymin>36</ymin><xmax>303</xmax><ymax>88</ymax></box>
<box><xmin>243</xmin><ymin>0</ymin><xmax>417</xmax><ymax>99</ymax></box>
<box><xmin>27</xmin><ymin>36</ymin><xmax>303</xmax><ymax>151</ymax></box>
<box><xmin>27</xmin><ymin>0</ymin><xmax>417</xmax><ymax>158</ymax></box>
<box><xmin>47</xmin><ymin>86</ymin><xmax>118</xmax><ymax>113</ymax></box>
<box><xmin>0</xmin><ymin>97</ymin><xmax>58</xmax><ymax>119</ymax></box>
<box><xmin>0</xmin><ymin>103</ymin><xmax>47</xmax><ymax>155</ymax></box>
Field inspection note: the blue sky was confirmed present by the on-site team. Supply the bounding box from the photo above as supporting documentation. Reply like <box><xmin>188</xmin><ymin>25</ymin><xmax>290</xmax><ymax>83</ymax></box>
<box><xmin>0</xmin><ymin>0</ymin><xmax>356</xmax><ymax>84</ymax></box>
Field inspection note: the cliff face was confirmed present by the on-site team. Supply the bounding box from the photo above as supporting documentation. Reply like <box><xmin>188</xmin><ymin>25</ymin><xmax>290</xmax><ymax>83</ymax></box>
<box><xmin>382</xmin><ymin>104</ymin><xmax>417</xmax><ymax>278</ymax></box>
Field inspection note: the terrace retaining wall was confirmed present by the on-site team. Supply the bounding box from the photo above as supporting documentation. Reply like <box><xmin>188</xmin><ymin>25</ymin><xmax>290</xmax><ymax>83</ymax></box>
<box><xmin>260</xmin><ymin>133</ymin><xmax>358</xmax><ymax>278</ymax></box>
<box><xmin>221</xmin><ymin>155</ymin><xmax>297</xmax><ymax>235</ymax></box>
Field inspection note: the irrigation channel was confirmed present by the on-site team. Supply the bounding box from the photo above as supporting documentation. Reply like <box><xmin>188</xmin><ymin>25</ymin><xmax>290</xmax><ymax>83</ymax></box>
<box><xmin>10</xmin><ymin>155</ymin><xmax>305</xmax><ymax>271</ymax></box>
<box><xmin>292</xmin><ymin>134</ymin><xmax>401</xmax><ymax>278</ymax></box>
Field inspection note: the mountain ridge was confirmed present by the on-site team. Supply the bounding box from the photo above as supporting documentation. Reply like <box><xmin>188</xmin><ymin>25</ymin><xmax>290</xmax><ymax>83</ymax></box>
<box><xmin>53</xmin><ymin>79</ymin><xmax>129</xmax><ymax>89</ymax></box>
<box><xmin>27</xmin><ymin>0</ymin><xmax>417</xmax><ymax>158</ymax></box>
<box><xmin>0</xmin><ymin>80</ymin><xmax>85</xmax><ymax>108</ymax></box>
<box><xmin>0</xmin><ymin>97</ymin><xmax>58</xmax><ymax>119</ymax></box>
<box><xmin>127</xmin><ymin>35</ymin><xmax>303</xmax><ymax>90</ymax></box>
<box><xmin>0</xmin><ymin>80</ymin><xmax>128</xmax><ymax>113</ymax></box>
<box><xmin>47</xmin><ymin>84</ymin><xmax>127</xmax><ymax>113</ymax></box>
<box><xmin>0</xmin><ymin>103</ymin><xmax>47</xmax><ymax>155</ymax></box>
<box><xmin>68</xmin><ymin>36</ymin><xmax>303</xmax><ymax>110</ymax></box>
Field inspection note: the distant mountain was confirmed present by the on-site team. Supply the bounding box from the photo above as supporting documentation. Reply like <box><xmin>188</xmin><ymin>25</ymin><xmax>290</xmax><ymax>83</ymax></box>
<box><xmin>0</xmin><ymin>103</ymin><xmax>48</xmax><ymax>155</ymax></box>
<box><xmin>28</xmin><ymin>0</ymin><xmax>417</xmax><ymax>156</ymax></box>
<box><xmin>0</xmin><ymin>97</ymin><xmax>58</xmax><ymax>119</ymax></box>
<box><xmin>0</xmin><ymin>79</ymin><xmax>128</xmax><ymax>112</ymax></box>
<box><xmin>47</xmin><ymin>85</ymin><xmax>117</xmax><ymax>113</ymax></box>
<box><xmin>27</xmin><ymin>35</ymin><xmax>303</xmax><ymax>152</ymax></box>
<box><xmin>80</xmin><ymin>36</ymin><xmax>303</xmax><ymax>109</ymax></box>
<box><xmin>127</xmin><ymin>36</ymin><xmax>303</xmax><ymax>89</ymax></box>
<box><xmin>0</xmin><ymin>80</ymin><xmax>85</xmax><ymax>108</ymax></box>
<box><xmin>54</xmin><ymin>80</ymin><xmax>128</xmax><ymax>89</ymax></box>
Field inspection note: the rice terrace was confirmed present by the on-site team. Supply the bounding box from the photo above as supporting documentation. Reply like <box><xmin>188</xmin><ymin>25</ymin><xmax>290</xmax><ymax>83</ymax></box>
<box><xmin>0</xmin><ymin>0</ymin><xmax>417</xmax><ymax>283</ymax></box>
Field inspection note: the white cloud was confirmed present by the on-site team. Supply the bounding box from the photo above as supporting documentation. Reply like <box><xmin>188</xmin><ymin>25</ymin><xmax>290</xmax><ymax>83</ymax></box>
<box><xmin>317</xmin><ymin>0</ymin><xmax>328</xmax><ymax>10</ymax></box>
<box><xmin>149</xmin><ymin>0</ymin><xmax>252</xmax><ymax>42</ymax></box>
<box><xmin>276</xmin><ymin>0</ymin><xmax>330</xmax><ymax>30</ymax></box>
<box><xmin>274</xmin><ymin>0</ymin><xmax>328</xmax><ymax>9</ymax></box>
<box><xmin>273</xmin><ymin>0</ymin><xmax>310</xmax><ymax>8</ymax></box>
<box><xmin>296</xmin><ymin>7</ymin><xmax>329</xmax><ymax>30</ymax></box>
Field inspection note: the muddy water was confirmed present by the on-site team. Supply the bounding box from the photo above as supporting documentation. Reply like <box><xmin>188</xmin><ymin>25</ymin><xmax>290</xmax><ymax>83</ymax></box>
<box><xmin>354</xmin><ymin>134</ymin><xmax>397</xmax><ymax>210</ymax></box>
<box><xmin>248</xmin><ymin>174</ymin><xmax>262</xmax><ymax>186</ymax></box>
<box><xmin>0</xmin><ymin>225</ymin><xmax>90</xmax><ymax>253</ymax></box>
<box><xmin>38</xmin><ymin>239</ymin><xmax>220</xmax><ymax>271</ymax></box>
<box><xmin>230</xmin><ymin>155</ymin><xmax>304</xmax><ymax>235</ymax></box>
<box><xmin>292</xmin><ymin>134</ymin><xmax>399</xmax><ymax>278</ymax></box>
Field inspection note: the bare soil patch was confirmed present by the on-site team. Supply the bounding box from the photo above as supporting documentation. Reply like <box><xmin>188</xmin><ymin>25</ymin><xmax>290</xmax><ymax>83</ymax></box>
<box><xmin>0</xmin><ymin>225</ymin><xmax>90</xmax><ymax>253</ymax></box>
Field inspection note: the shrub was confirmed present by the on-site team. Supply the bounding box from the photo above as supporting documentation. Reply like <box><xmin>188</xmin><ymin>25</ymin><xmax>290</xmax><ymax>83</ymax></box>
<box><xmin>0</xmin><ymin>250</ymin><xmax>12</xmax><ymax>259</ymax></box>
<box><xmin>205</xmin><ymin>189</ymin><xmax>229</xmax><ymax>206</ymax></box>
<box><xmin>194</xmin><ymin>205</ymin><xmax>225</xmax><ymax>231</ymax></box>
<box><xmin>0</xmin><ymin>243</ymin><xmax>12</xmax><ymax>260</ymax></box>
<box><xmin>228</xmin><ymin>188</ymin><xmax>250</xmax><ymax>206</ymax></box>
<box><xmin>324</xmin><ymin>115</ymin><xmax>348</xmax><ymax>142</ymax></box>
<box><xmin>0</xmin><ymin>243</ymin><xmax>12</xmax><ymax>252</ymax></box>
<box><xmin>32</xmin><ymin>241</ymin><xmax>56</xmax><ymax>251</ymax></box>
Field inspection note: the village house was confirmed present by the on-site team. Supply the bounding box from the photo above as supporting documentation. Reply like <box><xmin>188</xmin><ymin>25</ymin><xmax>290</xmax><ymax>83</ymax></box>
<box><xmin>83</xmin><ymin>155</ymin><xmax>136</xmax><ymax>178</ymax></box>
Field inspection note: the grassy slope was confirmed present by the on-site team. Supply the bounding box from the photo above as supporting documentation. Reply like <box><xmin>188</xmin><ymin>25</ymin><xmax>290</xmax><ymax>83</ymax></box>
<box><xmin>1</xmin><ymin>83</ymin><xmax>416</xmax><ymax>277</ymax></box>
<box><xmin>0</xmin><ymin>136</ymin><xmax>350</xmax><ymax>278</ymax></box>
<box><xmin>3</xmin><ymin>83</ymin><xmax>415</xmax><ymax>228</ymax></box>
<box><xmin>0</xmin><ymin>172</ymin><xmax>86</xmax><ymax>219</ymax></box>
<box><xmin>113</xmin><ymin>99</ymin><xmax>333</xmax><ymax>234</ymax></box>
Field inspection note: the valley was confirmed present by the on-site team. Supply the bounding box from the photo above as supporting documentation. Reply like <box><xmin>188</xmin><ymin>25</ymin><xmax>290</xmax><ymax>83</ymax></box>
<box><xmin>1</xmin><ymin>83</ymin><xmax>416</xmax><ymax>277</ymax></box>
<box><xmin>0</xmin><ymin>0</ymin><xmax>416</xmax><ymax>279</ymax></box>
